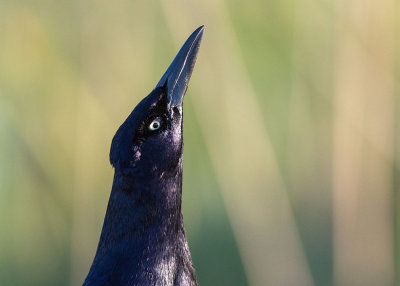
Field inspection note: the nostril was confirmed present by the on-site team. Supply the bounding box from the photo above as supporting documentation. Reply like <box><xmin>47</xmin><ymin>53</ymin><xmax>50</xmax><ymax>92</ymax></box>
<box><xmin>172</xmin><ymin>107</ymin><xmax>183</xmax><ymax>121</ymax></box>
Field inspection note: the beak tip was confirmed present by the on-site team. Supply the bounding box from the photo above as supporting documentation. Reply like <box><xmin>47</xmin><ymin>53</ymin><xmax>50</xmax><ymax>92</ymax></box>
<box><xmin>156</xmin><ymin>26</ymin><xmax>205</xmax><ymax>107</ymax></box>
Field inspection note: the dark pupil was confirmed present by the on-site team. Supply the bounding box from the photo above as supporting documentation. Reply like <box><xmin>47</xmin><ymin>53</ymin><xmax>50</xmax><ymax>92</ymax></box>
<box><xmin>153</xmin><ymin>122</ymin><xmax>159</xmax><ymax>129</ymax></box>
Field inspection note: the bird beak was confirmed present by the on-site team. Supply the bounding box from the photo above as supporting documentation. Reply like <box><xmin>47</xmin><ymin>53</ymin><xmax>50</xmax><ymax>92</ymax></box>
<box><xmin>155</xmin><ymin>26</ymin><xmax>205</xmax><ymax>108</ymax></box>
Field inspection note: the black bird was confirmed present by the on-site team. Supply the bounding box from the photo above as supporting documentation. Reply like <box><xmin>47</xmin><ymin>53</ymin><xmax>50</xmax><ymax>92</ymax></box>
<box><xmin>83</xmin><ymin>26</ymin><xmax>204</xmax><ymax>286</ymax></box>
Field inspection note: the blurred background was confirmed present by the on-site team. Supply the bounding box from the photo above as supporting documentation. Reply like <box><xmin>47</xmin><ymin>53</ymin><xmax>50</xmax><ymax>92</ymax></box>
<box><xmin>0</xmin><ymin>0</ymin><xmax>399</xmax><ymax>285</ymax></box>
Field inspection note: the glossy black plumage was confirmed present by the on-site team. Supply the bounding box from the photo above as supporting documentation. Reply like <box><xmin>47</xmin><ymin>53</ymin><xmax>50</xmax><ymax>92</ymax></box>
<box><xmin>83</xmin><ymin>26</ymin><xmax>204</xmax><ymax>286</ymax></box>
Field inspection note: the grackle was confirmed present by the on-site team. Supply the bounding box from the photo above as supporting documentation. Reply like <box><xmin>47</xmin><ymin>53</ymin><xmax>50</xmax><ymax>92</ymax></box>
<box><xmin>83</xmin><ymin>26</ymin><xmax>204</xmax><ymax>286</ymax></box>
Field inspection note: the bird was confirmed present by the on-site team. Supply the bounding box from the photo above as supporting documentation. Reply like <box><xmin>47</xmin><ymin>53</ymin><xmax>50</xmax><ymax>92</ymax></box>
<box><xmin>82</xmin><ymin>26</ymin><xmax>204</xmax><ymax>286</ymax></box>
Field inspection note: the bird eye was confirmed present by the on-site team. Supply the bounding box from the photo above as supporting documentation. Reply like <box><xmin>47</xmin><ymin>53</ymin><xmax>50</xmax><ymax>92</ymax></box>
<box><xmin>148</xmin><ymin>118</ymin><xmax>162</xmax><ymax>131</ymax></box>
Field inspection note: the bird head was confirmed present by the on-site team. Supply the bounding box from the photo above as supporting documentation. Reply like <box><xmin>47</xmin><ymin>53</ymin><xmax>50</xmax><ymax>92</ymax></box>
<box><xmin>109</xmin><ymin>26</ymin><xmax>204</xmax><ymax>180</ymax></box>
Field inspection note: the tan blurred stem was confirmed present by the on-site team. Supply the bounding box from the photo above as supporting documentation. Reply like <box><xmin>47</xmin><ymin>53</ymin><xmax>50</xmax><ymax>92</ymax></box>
<box><xmin>395</xmin><ymin>2</ymin><xmax>400</xmax><ymax>283</ymax></box>
<box><xmin>160</xmin><ymin>1</ymin><xmax>314</xmax><ymax>285</ymax></box>
<box><xmin>333</xmin><ymin>0</ymin><xmax>395</xmax><ymax>285</ymax></box>
<box><xmin>69</xmin><ymin>84</ymin><xmax>113</xmax><ymax>286</ymax></box>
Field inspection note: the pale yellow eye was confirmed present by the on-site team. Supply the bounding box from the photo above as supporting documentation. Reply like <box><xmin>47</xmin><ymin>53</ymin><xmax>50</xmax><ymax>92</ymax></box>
<box><xmin>149</xmin><ymin>118</ymin><xmax>162</xmax><ymax>131</ymax></box>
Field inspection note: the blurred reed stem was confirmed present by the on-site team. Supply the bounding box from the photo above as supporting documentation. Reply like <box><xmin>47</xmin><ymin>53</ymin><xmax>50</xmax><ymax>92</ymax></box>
<box><xmin>333</xmin><ymin>0</ymin><xmax>396</xmax><ymax>285</ymax></box>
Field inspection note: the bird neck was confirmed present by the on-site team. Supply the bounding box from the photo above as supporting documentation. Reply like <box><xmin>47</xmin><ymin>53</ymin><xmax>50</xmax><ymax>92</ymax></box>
<box><xmin>84</xmin><ymin>163</ymin><xmax>197</xmax><ymax>285</ymax></box>
<box><xmin>102</xmin><ymin>167</ymin><xmax>184</xmax><ymax>246</ymax></box>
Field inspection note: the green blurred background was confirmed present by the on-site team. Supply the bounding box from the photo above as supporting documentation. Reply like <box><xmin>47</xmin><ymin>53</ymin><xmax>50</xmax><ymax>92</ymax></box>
<box><xmin>0</xmin><ymin>0</ymin><xmax>399</xmax><ymax>285</ymax></box>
